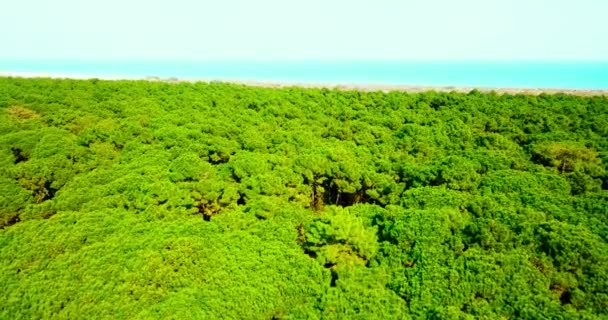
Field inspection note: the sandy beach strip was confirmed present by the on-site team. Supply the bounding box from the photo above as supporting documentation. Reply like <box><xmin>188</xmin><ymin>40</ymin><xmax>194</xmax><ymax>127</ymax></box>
<box><xmin>1</xmin><ymin>71</ymin><xmax>607</xmax><ymax>97</ymax></box>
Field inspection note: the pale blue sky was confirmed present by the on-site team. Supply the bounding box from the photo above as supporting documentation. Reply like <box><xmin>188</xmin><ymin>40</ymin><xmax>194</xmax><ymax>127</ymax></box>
<box><xmin>1</xmin><ymin>0</ymin><xmax>606</xmax><ymax>61</ymax></box>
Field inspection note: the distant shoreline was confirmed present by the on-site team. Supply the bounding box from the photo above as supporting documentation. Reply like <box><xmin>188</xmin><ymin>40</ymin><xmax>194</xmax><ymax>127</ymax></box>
<box><xmin>1</xmin><ymin>71</ymin><xmax>607</xmax><ymax>96</ymax></box>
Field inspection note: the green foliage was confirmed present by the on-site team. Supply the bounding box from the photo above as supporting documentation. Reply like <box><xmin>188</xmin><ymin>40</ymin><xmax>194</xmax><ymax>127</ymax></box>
<box><xmin>532</xmin><ymin>141</ymin><xmax>602</xmax><ymax>174</ymax></box>
<box><xmin>0</xmin><ymin>77</ymin><xmax>607</xmax><ymax>318</ymax></box>
<box><xmin>302</xmin><ymin>206</ymin><xmax>378</xmax><ymax>266</ymax></box>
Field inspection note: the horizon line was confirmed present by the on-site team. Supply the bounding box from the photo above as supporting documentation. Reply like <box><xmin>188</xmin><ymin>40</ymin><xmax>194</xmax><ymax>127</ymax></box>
<box><xmin>1</xmin><ymin>71</ymin><xmax>607</xmax><ymax>96</ymax></box>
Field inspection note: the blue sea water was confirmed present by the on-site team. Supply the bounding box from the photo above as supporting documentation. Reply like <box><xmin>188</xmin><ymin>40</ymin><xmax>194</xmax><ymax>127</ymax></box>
<box><xmin>0</xmin><ymin>61</ymin><xmax>607</xmax><ymax>89</ymax></box>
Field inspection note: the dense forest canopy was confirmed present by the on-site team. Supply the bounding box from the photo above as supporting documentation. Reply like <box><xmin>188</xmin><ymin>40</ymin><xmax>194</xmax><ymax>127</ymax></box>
<box><xmin>0</xmin><ymin>77</ymin><xmax>607</xmax><ymax>319</ymax></box>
